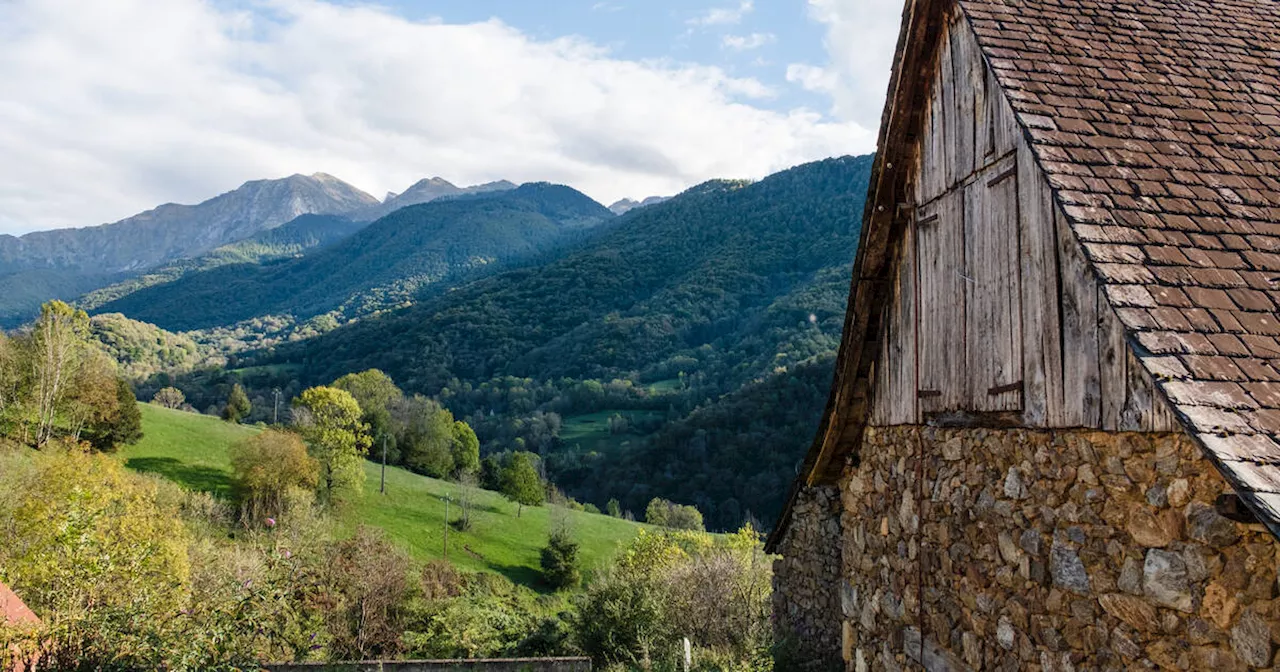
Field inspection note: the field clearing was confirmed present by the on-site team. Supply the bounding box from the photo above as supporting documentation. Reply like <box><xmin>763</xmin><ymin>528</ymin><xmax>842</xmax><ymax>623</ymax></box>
<box><xmin>124</xmin><ymin>403</ymin><xmax>648</xmax><ymax>589</ymax></box>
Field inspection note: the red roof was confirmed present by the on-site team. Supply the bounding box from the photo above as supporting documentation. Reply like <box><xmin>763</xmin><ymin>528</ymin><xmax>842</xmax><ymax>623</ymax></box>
<box><xmin>0</xmin><ymin>582</ymin><xmax>38</xmax><ymax>626</ymax></box>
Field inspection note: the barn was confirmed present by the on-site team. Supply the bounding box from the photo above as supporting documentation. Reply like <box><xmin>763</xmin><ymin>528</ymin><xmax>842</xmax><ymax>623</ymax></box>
<box><xmin>766</xmin><ymin>0</ymin><xmax>1280</xmax><ymax>669</ymax></box>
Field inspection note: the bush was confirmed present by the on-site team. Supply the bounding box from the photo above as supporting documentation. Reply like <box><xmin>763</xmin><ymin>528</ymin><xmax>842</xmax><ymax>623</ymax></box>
<box><xmin>0</xmin><ymin>445</ymin><xmax>192</xmax><ymax>669</ymax></box>
<box><xmin>229</xmin><ymin>429</ymin><xmax>319</xmax><ymax>524</ymax></box>
<box><xmin>539</xmin><ymin>529</ymin><xmax>581</xmax><ymax>590</ymax></box>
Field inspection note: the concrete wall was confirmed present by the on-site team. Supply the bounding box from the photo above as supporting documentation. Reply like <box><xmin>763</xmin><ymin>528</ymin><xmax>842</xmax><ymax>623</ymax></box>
<box><xmin>837</xmin><ymin>426</ymin><xmax>1279</xmax><ymax>671</ymax></box>
<box><xmin>264</xmin><ymin>658</ymin><xmax>591</xmax><ymax>672</ymax></box>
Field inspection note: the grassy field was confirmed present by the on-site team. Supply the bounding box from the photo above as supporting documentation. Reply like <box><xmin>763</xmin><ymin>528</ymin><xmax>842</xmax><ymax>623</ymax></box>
<box><xmin>125</xmin><ymin>403</ymin><xmax>648</xmax><ymax>588</ymax></box>
<box><xmin>558</xmin><ymin>409</ymin><xmax>664</xmax><ymax>454</ymax></box>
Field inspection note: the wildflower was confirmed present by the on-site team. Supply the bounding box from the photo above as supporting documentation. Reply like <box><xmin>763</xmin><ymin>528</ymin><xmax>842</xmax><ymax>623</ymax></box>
<box><xmin>265</xmin><ymin>517</ymin><xmax>276</xmax><ymax>528</ymax></box>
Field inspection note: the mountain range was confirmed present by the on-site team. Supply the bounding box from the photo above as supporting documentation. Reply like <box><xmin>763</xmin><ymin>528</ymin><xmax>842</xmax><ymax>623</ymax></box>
<box><xmin>95</xmin><ymin>183</ymin><xmax>615</xmax><ymax>330</ymax></box>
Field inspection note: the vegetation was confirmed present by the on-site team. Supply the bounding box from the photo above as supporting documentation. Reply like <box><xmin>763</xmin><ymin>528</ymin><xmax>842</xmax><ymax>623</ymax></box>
<box><xmin>500</xmin><ymin>451</ymin><xmax>545</xmax><ymax>517</ymax></box>
<box><xmin>0</xmin><ymin>301</ymin><xmax>144</xmax><ymax>453</ymax></box>
<box><xmin>645</xmin><ymin>498</ymin><xmax>705</xmax><ymax>532</ymax></box>
<box><xmin>229</xmin><ymin>429</ymin><xmax>319</xmax><ymax>524</ymax></box>
<box><xmin>95</xmin><ymin>184</ymin><xmax>614</xmax><ymax>331</ymax></box>
<box><xmin>540</xmin><ymin>528</ymin><xmax>582</xmax><ymax>590</ymax></box>
<box><xmin>88</xmin><ymin>312</ymin><xmax>215</xmax><ymax>379</ymax></box>
<box><xmin>222</xmin><ymin>383</ymin><xmax>251</xmax><ymax>422</ymax></box>
<box><xmin>292</xmin><ymin>386</ymin><xmax>371</xmax><ymax>506</ymax></box>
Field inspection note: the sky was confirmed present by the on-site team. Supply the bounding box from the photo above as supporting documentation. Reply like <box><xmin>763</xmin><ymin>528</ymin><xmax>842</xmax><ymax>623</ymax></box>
<box><xmin>0</xmin><ymin>0</ymin><xmax>904</xmax><ymax>235</ymax></box>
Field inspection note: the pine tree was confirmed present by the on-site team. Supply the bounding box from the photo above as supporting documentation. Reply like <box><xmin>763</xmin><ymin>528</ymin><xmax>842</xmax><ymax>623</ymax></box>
<box><xmin>222</xmin><ymin>383</ymin><xmax>251</xmax><ymax>423</ymax></box>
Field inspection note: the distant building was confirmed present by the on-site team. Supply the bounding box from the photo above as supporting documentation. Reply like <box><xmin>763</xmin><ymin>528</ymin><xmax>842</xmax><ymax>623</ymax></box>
<box><xmin>768</xmin><ymin>0</ymin><xmax>1280</xmax><ymax>669</ymax></box>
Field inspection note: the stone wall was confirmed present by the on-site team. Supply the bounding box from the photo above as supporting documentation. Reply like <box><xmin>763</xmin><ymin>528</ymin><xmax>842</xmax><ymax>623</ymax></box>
<box><xmin>839</xmin><ymin>426</ymin><xmax>1279</xmax><ymax>671</ymax></box>
<box><xmin>773</xmin><ymin>484</ymin><xmax>843</xmax><ymax>670</ymax></box>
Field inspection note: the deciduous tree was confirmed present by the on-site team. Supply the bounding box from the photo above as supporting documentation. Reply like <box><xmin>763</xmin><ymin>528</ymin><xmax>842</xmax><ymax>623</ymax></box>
<box><xmin>152</xmin><ymin>386</ymin><xmax>186</xmax><ymax>409</ymax></box>
<box><xmin>499</xmin><ymin>452</ymin><xmax>544</xmax><ymax>517</ymax></box>
<box><xmin>30</xmin><ymin>301</ymin><xmax>90</xmax><ymax>447</ymax></box>
<box><xmin>292</xmin><ymin>386</ymin><xmax>371</xmax><ymax>506</ymax></box>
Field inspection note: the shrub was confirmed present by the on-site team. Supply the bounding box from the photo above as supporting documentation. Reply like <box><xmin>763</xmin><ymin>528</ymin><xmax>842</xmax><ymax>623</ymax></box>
<box><xmin>229</xmin><ymin>429</ymin><xmax>319</xmax><ymax>524</ymax></box>
<box><xmin>539</xmin><ymin>529</ymin><xmax>581</xmax><ymax>590</ymax></box>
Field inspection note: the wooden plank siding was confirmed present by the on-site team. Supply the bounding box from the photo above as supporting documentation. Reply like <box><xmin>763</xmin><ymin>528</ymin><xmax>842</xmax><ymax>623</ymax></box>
<box><xmin>868</xmin><ymin>10</ymin><xmax>1178</xmax><ymax>431</ymax></box>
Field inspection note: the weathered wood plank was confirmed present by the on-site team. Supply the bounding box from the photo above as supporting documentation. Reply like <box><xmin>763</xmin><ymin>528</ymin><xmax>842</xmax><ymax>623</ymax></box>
<box><xmin>964</xmin><ymin>153</ymin><xmax>1021</xmax><ymax>411</ymax></box>
<box><xmin>938</xmin><ymin>20</ymin><xmax>958</xmax><ymax>191</ymax></box>
<box><xmin>950</xmin><ymin>15</ymin><xmax>976</xmax><ymax>180</ymax></box>
<box><xmin>1099</xmin><ymin>293</ymin><xmax>1127</xmax><ymax>430</ymax></box>
<box><xmin>916</xmin><ymin>190</ymin><xmax>966</xmax><ymax>413</ymax></box>
<box><xmin>989</xmin><ymin>66</ymin><xmax>1018</xmax><ymax>158</ymax></box>
<box><xmin>1056</xmin><ymin>206</ymin><xmax>1101</xmax><ymax>427</ymax></box>
<box><xmin>871</xmin><ymin>214</ymin><xmax>919</xmax><ymax>426</ymax></box>
<box><xmin>1016</xmin><ymin>141</ymin><xmax>1062</xmax><ymax>427</ymax></box>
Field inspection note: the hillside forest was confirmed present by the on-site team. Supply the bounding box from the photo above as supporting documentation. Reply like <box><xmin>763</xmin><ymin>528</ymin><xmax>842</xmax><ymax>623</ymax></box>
<box><xmin>0</xmin><ymin>154</ymin><xmax>871</xmax><ymax>670</ymax></box>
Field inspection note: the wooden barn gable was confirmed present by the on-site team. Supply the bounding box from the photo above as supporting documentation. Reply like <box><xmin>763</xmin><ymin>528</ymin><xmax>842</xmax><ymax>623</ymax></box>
<box><xmin>771</xmin><ymin>0</ymin><xmax>1280</xmax><ymax>548</ymax></box>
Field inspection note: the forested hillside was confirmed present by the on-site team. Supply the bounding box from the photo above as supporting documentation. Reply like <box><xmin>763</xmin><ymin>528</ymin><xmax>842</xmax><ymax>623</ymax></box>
<box><xmin>274</xmin><ymin>156</ymin><xmax>869</xmax><ymax>392</ymax></box>
<box><xmin>213</xmin><ymin>155</ymin><xmax>872</xmax><ymax>529</ymax></box>
<box><xmin>95</xmin><ymin>184</ymin><xmax>615</xmax><ymax>330</ymax></box>
<box><xmin>77</xmin><ymin>214</ymin><xmax>366</xmax><ymax>311</ymax></box>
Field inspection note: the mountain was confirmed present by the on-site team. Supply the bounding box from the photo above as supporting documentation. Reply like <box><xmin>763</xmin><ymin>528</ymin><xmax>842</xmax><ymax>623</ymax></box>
<box><xmin>271</xmin><ymin>156</ymin><xmax>869</xmax><ymax>391</ymax></box>
<box><xmin>77</xmin><ymin>214</ymin><xmax>366</xmax><ymax>312</ymax></box>
<box><xmin>0</xmin><ymin>173</ymin><xmax>377</xmax><ymax>274</ymax></box>
<box><xmin>94</xmin><ymin>183</ymin><xmax>615</xmax><ymax>331</ymax></box>
<box><xmin>0</xmin><ymin>173</ymin><xmax>378</xmax><ymax>326</ymax></box>
<box><xmin>607</xmin><ymin>195</ymin><xmax>670</xmax><ymax>215</ymax></box>
<box><xmin>357</xmin><ymin>178</ymin><xmax>517</xmax><ymax>221</ymax></box>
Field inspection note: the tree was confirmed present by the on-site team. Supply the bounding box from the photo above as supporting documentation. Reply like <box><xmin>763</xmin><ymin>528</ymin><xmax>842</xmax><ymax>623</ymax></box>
<box><xmin>293</xmin><ymin>386</ymin><xmax>371</xmax><ymax>506</ymax></box>
<box><xmin>333</xmin><ymin>369</ymin><xmax>402</xmax><ymax>454</ymax></box>
<box><xmin>645</xmin><ymin>498</ymin><xmax>705</xmax><ymax>531</ymax></box>
<box><xmin>499</xmin><ymin>452</ymin><xmax>544</xmax><ymax>517</ymax></box>
<box><xmin>152</xmin><ymin>387</ymin><xmax>186</xmax><ymax>409</ymax></box>
<box><xmin>83</xmin><ymin>378</ymin><xmax>143</xmax><ymax>452</ymax></box>
<box><xmin>29</xmin><ymin>301</ymin><xmax>90</xmax><ymax>447</ymax></box>
<box><xmin>222</xmin><ymin>383</ymin><xmax>251</xmax><ymax>423</ymax></box>
<box><xmin>450</xmin><ymin>421</ymin><xmax>480</xmax><ymax>477</ymax></box>
<box><xmin>540</xmin><ymin>529</ymin><xmax>581</xmax><ymax>590</ymax></box>
<box><xmin>395</xmin><ymin>395</ymin><xmax>455</xmax><ymax>478</ymax></box>
<box><xmin>607</xmin><ymin>498</ymin><xmax>622</xmax><ymax>518</ymax></box>
<box><xmin>61</xmin><ymin>349</ymin><xmax>118</xmax><ymax>444</ymax></box>
<box><xmin>230</xmin><ymin>429</ymin><xmax>319</xmax><ymax>523</ymax></box>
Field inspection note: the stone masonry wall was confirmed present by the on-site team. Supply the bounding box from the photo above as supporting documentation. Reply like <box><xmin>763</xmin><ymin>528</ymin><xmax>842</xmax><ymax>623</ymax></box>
<box><xmin>840</xmin><ymin>426</ymin><xmax>1280</xmax><ymax>671</ymax></box>
<box><xmin>773</xmin><ymin>484</ymin><xmax>843</xmax><ymax>670</ymax></box>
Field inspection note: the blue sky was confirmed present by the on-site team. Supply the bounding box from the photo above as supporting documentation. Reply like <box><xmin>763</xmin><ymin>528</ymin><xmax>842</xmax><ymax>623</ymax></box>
<box><xmin>0</xmin><ymin>0</ymin><xmax>902</xmax><ymax>234</ymax></box>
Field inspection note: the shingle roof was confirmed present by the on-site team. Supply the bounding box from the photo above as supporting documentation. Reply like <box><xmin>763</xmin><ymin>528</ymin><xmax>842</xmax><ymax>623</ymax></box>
<box><xmin>767</xmin><ymin>0</ymin><xmax>1280</xmax><ymax>551</ymax></box>
<box><xmin>960</xmin><ymin>0</ymin><xmax>1280</xmax><ymax>534</ymax></box>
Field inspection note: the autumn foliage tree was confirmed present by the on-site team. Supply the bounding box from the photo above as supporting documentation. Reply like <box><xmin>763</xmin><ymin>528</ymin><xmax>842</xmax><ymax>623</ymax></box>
<box><xmin>292</xmin><ymin>386</ymin><xmax>371</xmax><ymax>506</ymax></box>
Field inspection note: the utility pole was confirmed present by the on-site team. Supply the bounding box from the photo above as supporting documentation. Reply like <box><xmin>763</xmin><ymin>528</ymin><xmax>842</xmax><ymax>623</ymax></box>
<box><xmin>272</xmin><ymin>388</ymin><xmax>281</xmax><ymax>425</ymax></box>
<box><xmin>443</xmin><ymin>494</ymin><xmax>450</xmax><ymax>561</ymax></box>
<box><xmin>380</xmin><ymin>435</ymin><xmax>388</xmax><ymax>495</ymax></box>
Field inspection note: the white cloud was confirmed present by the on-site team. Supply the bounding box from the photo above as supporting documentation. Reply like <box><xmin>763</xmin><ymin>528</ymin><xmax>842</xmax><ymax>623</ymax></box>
<box><xmin>790</xmin><ymin>0</ymin><xmax>903</xmax><ymax>128</ymax></box>
<box><xmin>687</xmin><ymin>0</ymin><xmax>753</xmax><ymax>27</ymax></box>
<box><xmin>0</xmin><ymin>0</ymin><xmax>871</xmax><ymax>235</ymax></box>
<box><xmin>722</xmin><ymin>32</ymin><xmax>775</xmax><ymax>51</ymax></box>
